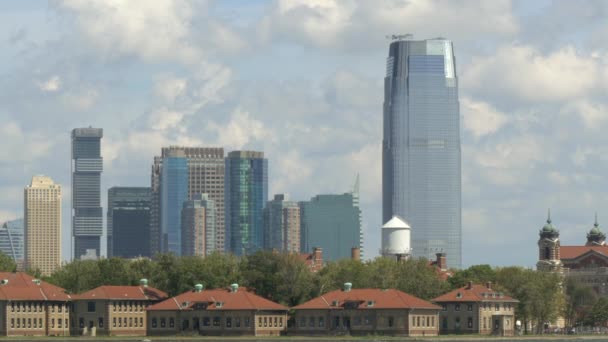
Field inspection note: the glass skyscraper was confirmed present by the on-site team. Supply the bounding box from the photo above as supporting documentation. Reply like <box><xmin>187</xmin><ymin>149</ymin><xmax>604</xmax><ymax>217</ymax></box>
<box><xmin>71</xmin><ymin>127</ymin><xmax>103</xmax><ymax>260</ymax></box>
<box><xmin>225</xmin><ymin>151</ymin><xmax>268</xmax><ymax>256</ymax></box>
<box><xmin>382</xmin><ymin>37</ymin><xmax>462</xmax><ymax>268</ymax></box>
<box><xmin>161</xmin><ymin>154</ymin><xmax>188</xmax><ymax>255</ymax></box>
<box><xmin>299</xmin><ymin>191</ymin><xmax>362</xmax><ymax>262</ymax></box>
<box><xmin>0</xmin><ymin>218</ymin><xmax>24</xmax><ymax>268</ymax></box>
<box><xmin>107</xmin><ymin>187</ymin><xmax>151</xmax><ymax>258</ymax></box>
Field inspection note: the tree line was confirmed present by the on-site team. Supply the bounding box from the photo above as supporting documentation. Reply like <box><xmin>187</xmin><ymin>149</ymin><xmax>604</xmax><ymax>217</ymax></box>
<box><xmin>0</xmin><ymin>250</ymin><xmax>600</xmax><ymax>333</ymax></box>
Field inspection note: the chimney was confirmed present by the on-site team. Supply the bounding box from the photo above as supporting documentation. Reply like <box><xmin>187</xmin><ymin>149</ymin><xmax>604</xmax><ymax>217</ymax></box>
<box><xmin>486</xmin><ymin>281</ymin><xmax>492</xmax><ymax>290</ymax></box>
<box><xmin>351</xmin><ymin>247</ymin><xmax>361</xmax><ymax>261</ymax></box>
<box><xmin>436</xmin><ymin>253</ymin><xmax>447</xmax><ymax>271</ymax></box>
<box><xmin>467</xmin><ymin>281</ymin><xmax>473</xmax><ymax>289</ymax></box>
<box><xmin>313</xmin><ymin>247</ymin><xmax>323</xmax><ymax>263</ymax></box>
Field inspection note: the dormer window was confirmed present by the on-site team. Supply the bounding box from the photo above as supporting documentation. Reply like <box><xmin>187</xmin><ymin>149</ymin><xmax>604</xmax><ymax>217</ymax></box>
<box><xmin>456</xmin><ymin>292</ymin><xmax>462</xmax><ymax>298</ymax></box>
<box><xmin>331</xmin><ymin>300</ymin><xmax>340</xmax><ymax>307</ymax></box>
<box><xmin>367</xmin><ymin>301</ymin><xmax>375</xmax><ymax>307</ymax></box>
<box><xmin>216</xmin><ymin>302</ymin><xmax>224</xmax><ymax>308</ymax></box>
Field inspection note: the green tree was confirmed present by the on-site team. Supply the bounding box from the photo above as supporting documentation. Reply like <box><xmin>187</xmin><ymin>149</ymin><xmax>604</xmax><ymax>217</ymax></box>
<box><xmin>198</xmin><ymin>252</ymin><xmax>241</xmax><ymax>290</ymax></box>
<box><xmin>448</xmin><ymin>264</ymin><xmax>496</xmax><ymax>289</ymax></box>
<box><xmin>586</xmin><ymin>297</ymin><xmax>608</xmax><ymax>327</ymax></box>
<box><xmin>394</xmin><ymin>258</ymin><xmax>450</xmax><ymax>300</ymax></box>
<box><xmin>564</xmin><ymin>278</ymin><xmax>596</xmax><ymax>327</ymax></box>
<box><xmin>240</xmin><ymin>251</ymin><xmax>281</xmax><ymax>299</ymax></box>
<box><xmin>97</xmin><ymin>258</ymin><xmax>131</xmax><ymax>285</ymax></box>
<box><xmin>274</xmin><ymin>253</ymin><xmax>315</xmax><ymax>306</ymax></box>
<box><xmin>46</xmin><ymin>260</ymin><xmax>101</xmax><ymax>293</ymax></box>
<box><xmin>315</xmin><ymin>258</ymin><xmax>368</xmax><ymax>295</ymax></box>
<box><xmin>0</xmin><ymin>251</ymin><xmax>17</xmax><ymax>272</ymax></box>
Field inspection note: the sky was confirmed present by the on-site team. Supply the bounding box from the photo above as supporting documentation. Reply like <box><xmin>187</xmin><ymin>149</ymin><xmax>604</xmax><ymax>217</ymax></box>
<box><xmin>1</xmin><ymin>0</ymin><xmax>608</xmax><ymax>267</ymax></box>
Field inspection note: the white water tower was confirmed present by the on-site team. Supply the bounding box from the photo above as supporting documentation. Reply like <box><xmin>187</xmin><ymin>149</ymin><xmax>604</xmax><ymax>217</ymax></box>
<box><xmin>381</xmin><ymin>215</ymin><xmax>412</xmax><ymax>261</ymax></box>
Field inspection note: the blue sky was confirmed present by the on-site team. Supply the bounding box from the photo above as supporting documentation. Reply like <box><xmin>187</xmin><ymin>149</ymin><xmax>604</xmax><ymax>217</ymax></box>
<box><xmin>1</xmin><ymin>0</ymin><xmax>608</xmax><ymax>267</ymax></box>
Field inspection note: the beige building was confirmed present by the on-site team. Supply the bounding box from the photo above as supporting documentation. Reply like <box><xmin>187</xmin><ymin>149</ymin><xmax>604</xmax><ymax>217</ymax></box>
<box><xmin>147</xmin><ymin>284</ymin><xmax>288</xmax><ymax>336</ymax></box>
<box><xmin>24</xmin><ymin>175</ymin><xmax>61</xmax><ymax>276</ymax></box>
<box><xmin>0</xmin><ymin>272</ymin><xmax>71</xmax><ymax>337</ymax></box>
<box><xmin>71</xmin><ymin>280</ymin><xmax>167</xmax><ymax>336</ymax></box>
<box><xmin>292</xmin><ymin>283</ymin><xmax>440</xmax><ymax>336</ymax></box>
<box><xmin>181</xmin><ymin>194</ymin><xmax>215</xmax><ymax>256</ymax></box>
<box><xmin>432</xmin><ymin>282</ymin><xmax>518</xmax><ymax>336</ymax></box>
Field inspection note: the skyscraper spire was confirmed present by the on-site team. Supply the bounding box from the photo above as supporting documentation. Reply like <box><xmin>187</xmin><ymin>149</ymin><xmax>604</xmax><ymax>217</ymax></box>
<box><xmin>547</xmin><ymin>208</ymin><xmax>551</xmax><ymax>224</ymax></box>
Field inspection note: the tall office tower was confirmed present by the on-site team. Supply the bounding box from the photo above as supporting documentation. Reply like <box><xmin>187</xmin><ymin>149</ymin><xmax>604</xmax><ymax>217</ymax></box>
<box><xmin>225</xmin><ymin>151</ymin><xmax>268</xmax><ymax>256</ymax></box>
<box><xmin>300</xmin><ymin>189</ymin><xmax>362</xmax><ymax>262</ymax></box>
<box><xmin>0</xmin><ymin>218</ymin><xmax>24</xmax><ymax>269</ymax></box>
<box><xmin>24</xmin><ymin>176</ymin><xmax>62</xmax><ymax>276</ymax></box>
<box><xmin>382</xmin><ymin>37</ymin><xmax>461</xmax><ymax>268</ymax></box>
<box><xmin>151</xmin><ymin>147</ymin><xmax>225</xmax><ymax>256</ymax></box>
<box><xmin>71</xmin><ymin>127</ymin><xmax>103</xmax><ymax>260</ymax></box>
<box><xmin>107</xmin><ymin>187</ymin><xmax>151</xmax><ymax>258</ymax></box>
<box><xmin>263</xmin><ymin>194</ymin><xmax>301</xmax><ymax>253</ymax></box>
<box><xmin>181</xmin><ymin>193</ymin><xmax>215</xmax><ymax>256</ymax></box>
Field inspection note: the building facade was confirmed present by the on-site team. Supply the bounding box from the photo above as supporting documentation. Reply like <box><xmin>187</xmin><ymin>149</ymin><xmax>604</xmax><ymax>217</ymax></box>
<box><xmin>264</xmin><ymin>194</ymin><xmax>300</xmax><ymax>253</ymax></box>
<box><xmin>432</xmin><ymin>282</ymin><xmax>518</xmax><ymax>336</ymax></box>
<box><xmin>0</xmin><ymin>272</ymin><xmax>71</xmax><ymax>337</ymax></box>
<box><xmin>24</xmin><ymin>176</ymin><xmax>61</xmax><ymax>276</ymax></box>
<box><xmin>0</xmin><ymin>218</ymin><xmax>24</xmax><ymax>269</ymax></box>
<box><xmin>71</xmin><ymin>127</ymin><xmax>103</xmax><ymax>260</ymax></box>
<box><xmin>382</xmin><ymin>37</ymin><xmax>461</xmax><ymax>268</ymax></box>
<box><xmin>292</xmin><ymin>284</ymin><xmax>440</xmax><ymax>336</ymax></box>
<box><xmin>181</xmin><ymin>194</ymin><xmax>215</xmax><ymax>256</ymax></box>
<box><xmin>71</xmin><ymin>281</ymin><xmax>167</xmax><ymax>336</ymax></box>
<box><xmin>147</xmin><ymin>284</ymin><xmax>288</xmax><ymax>336</ymax></box>
<box><xmin>107</xmin><ymin>187</ymin><xmax>151</xmax><ymax>258</ymax></box>
<box><xmin>225</xmin><ymin>151</ymin><xmax>268</xmax><ymax>256</ymax></box>
<box><xmin>151</xmin><ymin>147</ymin><xmax>225</xmax><ymax>256</ymax></box>
<box><xmin>300</xmin><ymin>192</ymin><xmax>362</xmax><ymax>261</ymax></box>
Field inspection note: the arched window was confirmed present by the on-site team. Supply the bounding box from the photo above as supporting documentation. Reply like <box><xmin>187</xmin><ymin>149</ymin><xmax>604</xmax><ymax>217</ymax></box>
<box><xmin>544</xmin><ymin>246</ymin><xmax>551</xmax><ymax>259</ymax></box>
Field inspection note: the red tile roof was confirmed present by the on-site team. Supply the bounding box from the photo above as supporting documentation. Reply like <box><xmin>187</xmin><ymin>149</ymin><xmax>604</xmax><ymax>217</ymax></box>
<box><xmin>293</xmin><ymin>288</ymin><xmax>440</xmax><ymax>310</ymax></box>
<box><xmin>74</xmin><ymin>285</ymin><xmax>167</xmax><ymax>301</ymax></box>
<box><xmin>0</xmin><ymin>272</ymin><xmax>70</xmax><ymax>301</ymax></box>
<box><xmin>561</xmin><ymin>246</ymin><xmax>608</xmax><ymax>260</ymax></box>
<box><xmin>432</xmin><ymin>284</ymin><xmax>518</xmax><ymax>303</ymax></box>
<box><xmin>147</xmin><ymin>287</ymin><xmax>288</xmax><ymax>311</ymax></box>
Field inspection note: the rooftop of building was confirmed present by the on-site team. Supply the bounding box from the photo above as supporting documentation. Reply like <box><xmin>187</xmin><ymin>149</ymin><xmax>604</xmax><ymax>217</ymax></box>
<box><xmin>147</xmin><ymin>285</ymin><xmax>287</xmax><ymax>311</ymax></box>
<box><xmin>561</xmin><ymin>245</ymin><xmax>608</xmax><ymax>260</ymax></box>
<box><xmin>293</xmin><ymin>286</ymin><xmax>440</xmax><ymax>310</ymax></box>
<box><xmin>73</xmin><ymin>284</ymin><xmax>167</xmax><ymax>301</ymax></box>
<box><xmin>432</xmin><ymin>282</ymin><xmax>518</xmax><ymax>303</ymax></box>
<box><xmin>382</xmin><ymin>215</ymin><xmax>411</xmax><ymax>229</ymax></box>
<box><xmin>0</xmin><ymin>272</ymin><xmax>70</xmax><ymax>301</ymax></box>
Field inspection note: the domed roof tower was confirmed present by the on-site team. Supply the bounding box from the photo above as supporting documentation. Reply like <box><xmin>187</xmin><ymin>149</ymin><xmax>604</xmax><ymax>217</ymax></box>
<box><xmin>537</xmin><ymin>209</ymin><xmax>562</xmax><ymax>273</ymax></box>
<box><xmin>586</xmin><ymin>213</ymin><xmax>606</xmax><ymax>246</ymax></box>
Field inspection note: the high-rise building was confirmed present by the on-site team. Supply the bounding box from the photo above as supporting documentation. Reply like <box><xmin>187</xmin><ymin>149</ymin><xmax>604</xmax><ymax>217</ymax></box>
<box><xmin>225</xmin><ymin>151</ymin><xmax>268</xmax><ymax>256</ymax></box>
<box><xmin>24</xmin><ymin>176</ymin><xmax>61</xmax><ymax>276</ymax></box>
<box><xmin>300</xmin><ymin>189</ymin><xmax>362</xmax><ymax>262</ymax></box>
<box><xmin>264</xmin><ymin>194</ymin><xmax>301</xmax><ymax>253</ymax></box>
<box><xmin>151</xmin><ymin>147</ymin><xmax>225</xmax><ymax>256</ymax></box>
<box><xmin>181</xmin><ymin>193</ymin><xmax>215</xmax><ymax>256</ymax></box>
<box><xmin>0</xmin><ymin>218</ymin><xmax>24</xmax><ymax>269</ymax></box>
<box><xmin>71</xmin><ymin>127</ymin><xmax>103</xmax><ymax>260</ymax></box>
<box><xmin>382</xmin><ymin>37</ymin><xmax>461</xmax><ymax>268</ymax></box>
<box><xmin>107</xmin><ymin>187</ymin><xmax>151</xmax><ymax>258</ymax></box>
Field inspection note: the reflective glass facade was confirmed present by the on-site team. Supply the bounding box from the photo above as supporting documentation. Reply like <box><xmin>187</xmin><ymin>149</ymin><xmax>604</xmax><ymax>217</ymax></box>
<box><xmin>225</xmin><ymin>151</ymin><xmax>268</xmax><ymax>256</ymax></box>
<box><xmin>71</xmin><ymin>128</ymin><xmax>103</xmax><ymax>260</ymax></box>
<box><xmin>0</xmin><ymin>218</ymin><xmax>24</xmax><ymax>268</ymax></box>
<box><xmin>382</xmin><ymin>39</ymin><xmax>462</xmax><ymax>268</ymax></box>
<box><xmin>161</xmin><ymin>157</ymin><xmax>188</xmax><ymax>255</ymax></box>
<box><xmin>300</xmin><ymin>192</ymin><xmax>362</xmax><ymax>261</ymax></box>
<box><xmin>107</xmin><ymin>187</ymin><xmax>151</xmax><ymax>258</ymax></box>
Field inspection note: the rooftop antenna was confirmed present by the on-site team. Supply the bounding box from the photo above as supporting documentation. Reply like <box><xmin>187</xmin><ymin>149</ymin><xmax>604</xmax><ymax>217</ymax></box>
<box><xmin>385</xmin><ymin>34</ymin><xmax>413</xmax><ymax>41</ymax></box>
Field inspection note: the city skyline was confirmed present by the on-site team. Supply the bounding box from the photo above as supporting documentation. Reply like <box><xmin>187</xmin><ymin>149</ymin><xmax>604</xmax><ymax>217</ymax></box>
<box><xmin>1</xmin><ymin>1</ymin><xmax>607</xmax><ymax>267</ymax></box>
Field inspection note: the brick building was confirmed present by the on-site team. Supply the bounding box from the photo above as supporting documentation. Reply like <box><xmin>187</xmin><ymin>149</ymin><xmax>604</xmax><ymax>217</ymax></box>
<box><xmin>432</xmin><ymin>282</ymin><xmax>518</xmax><ymax>336</ymax></box>
<box><xmin>71</xmin><ymin>279</ymin><xmax>167</xmax><ymax>336</ymax></box>
<box><xmin>292</xmin><ymin>283</ymin><xmax>440</xmax><ymax>336</ymax></box>
<box><xmin>0</xmin><ymin>272</ymin><xmax>71</xmax><ymax>336</ymax></box>
<box><xmin>146</xmin><ymin>283</ymin><xmax>288</xmax><ymax>336</ymax></box>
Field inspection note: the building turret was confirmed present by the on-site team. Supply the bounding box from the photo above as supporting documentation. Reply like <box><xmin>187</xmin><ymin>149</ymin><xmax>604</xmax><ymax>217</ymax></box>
<box><xmin>537</xmin><ymin>209</ymin><xmax>563</xmax><ymax>272</ymax></box>
<box><xmin>586</xmin><ymin>213</ymin><xmax>606</xmax><ymax>246</ymax></box>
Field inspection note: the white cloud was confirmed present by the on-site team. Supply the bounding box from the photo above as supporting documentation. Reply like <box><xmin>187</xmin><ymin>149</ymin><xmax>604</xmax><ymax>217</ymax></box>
<box><xmin>266</xmin><ymin>0</ymin><xmax>518</xmax><ymax>49</ymax></box>
<box><xmin>60</xmin><ymin>88</ymin><xmax>99</xmax><ymax>111</ymax></box>
<box><xmin>207</xmin><ymin>108</ymin><xmax>273</xmax><ymax>150</ymax></box>
<box><xmin>464</xmin><ymin>45</ymin><xmax>601</xmax><ymax>102</ymax></box>
<box><xmin>461</xmin><ymin>97</ymin><xmax>508</xmax><ymax>139</ymax></box>
<box><xmin>37</xmin><ymin>75</ymin><xmax>61</xmax><ymax>92</ymax></box>
<box><xmin>562</xmin><ymin>100</ymin><xmax>608</xmax><ymax>129</ymax></box>
<box><xmin>154</xmin><ymin>75</ymin><xmax>187</xmax><ymax>103</ymax></box>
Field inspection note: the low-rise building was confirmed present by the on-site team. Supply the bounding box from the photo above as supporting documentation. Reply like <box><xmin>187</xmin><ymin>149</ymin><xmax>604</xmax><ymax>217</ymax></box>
<box><xmin>292</xmin><ymin>283</ymin><xmax>441</xmax><ymax>336</ymax></box>
<box><xmin>432</xmin><ymin>282</ymin><xmax>518</xmax><ymax>336</ymax></box>
<box><xmin>147</xmin><ymin>283</ymin><xmax>288</xmax><ymax>336</ymax></box>
<box><xmin>0</xmin><ymin>272</ymin><xmax>71</xmax><ymax>336</ymax></box>
<box><xmin>71</xmin><ymin>279</ymin><xmax>167</xmax><ymax>336</ymax></box>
